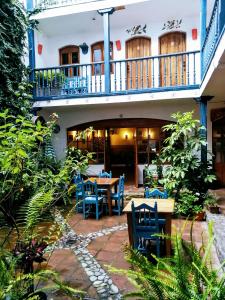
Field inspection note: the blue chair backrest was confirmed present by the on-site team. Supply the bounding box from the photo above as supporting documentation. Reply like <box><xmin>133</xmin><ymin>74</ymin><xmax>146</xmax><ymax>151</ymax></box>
<box><xmin>98</xmin><ymin>170</ymin><xmax>112</xmax><ymax>178</ymax></box>
<box><xmin>145</xmin><ymin>188</ymin><xmax>168</xmax><ymax>199</ymax></box>
<box><xmin>73</xmin><ymin>173</ymin><xmax>82</xmax><ymax>184</ymax></box>
<box><xmin>75</xmin><ymin>179</ymin><xmax>83</xmax><ymax>198</ymax></box>
<box><xmin>82</xmin><ymin>180</ymin><xmax>98</xmax><ymax>198</ymax></box>
<box><xmin>131</xmin><ymin>201</ymin><xmax>159</xmax><ymax>247</ymax></box>
<box><xmin>63</xmin><ymin>76</ymin><xmax>87</xmax><ymax>89</ymax></box>
<box><xmin>118</xmin><ymin>175</ymin><xmax>125</xmax><ymax>195</ymax></box>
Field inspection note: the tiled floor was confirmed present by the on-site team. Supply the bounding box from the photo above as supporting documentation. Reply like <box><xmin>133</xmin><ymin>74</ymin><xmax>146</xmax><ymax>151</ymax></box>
<box><xmin>42</xmin><ymin>211</ymin><xmax>218</xmax><ymax>300</ymax></box>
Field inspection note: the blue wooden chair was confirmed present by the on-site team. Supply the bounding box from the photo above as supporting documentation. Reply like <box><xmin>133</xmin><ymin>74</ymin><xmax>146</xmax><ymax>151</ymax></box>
<box><xmin>131</xmin><ymin>201</ymin><xmax>161</xmax><ymax>257</ymax></box>
<box><xmin>75</xmin><ymin>180</ymin><xmax>84</xmax><ymax>213</ymax></box>
<box><xmin>98</xmin><ymin>170</ymin><xmax>112</xmax><ymax>196</ymax></box>
<box><xmin>98</xmin><ymin>170</ymin><xmax>112</xmax><ymax>178</ymax></box>
<box><xmin>111</xmin><ymin>175</ymin><xmax>125</xmax><ymax>215</ymax></box>
<box><xmin>82</xmin><ymin>180</ymin><xmax>103</xmax><ymax>220</ymax></box>
<box><xmin>145</xmin><ymin>188</ymin><xmax>168</xmax><ymax>199</ymax></box>
<box><xmin>144</xmin><ymin>188</ymin><xmax>168</xmax><ymax>231</ymax></box>
<box><xmin>61</xmin><ymin>76</ymin><xmax>88</xmax><ymax>95</ymax></box>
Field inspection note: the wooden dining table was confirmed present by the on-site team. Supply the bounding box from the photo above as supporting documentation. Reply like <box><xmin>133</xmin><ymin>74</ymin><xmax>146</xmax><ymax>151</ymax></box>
<box><xmin>123</xmin><ymin>198</ymin><xmax>175</xmax><ymax>256</ymax></box>
<box><xmin>87</xmin><ymin>177</ymin><xmax>119</xmax><ymax>216</ymax></box>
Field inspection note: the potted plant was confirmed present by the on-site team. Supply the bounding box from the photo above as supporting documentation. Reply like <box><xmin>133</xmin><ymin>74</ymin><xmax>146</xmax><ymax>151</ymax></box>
<box><xmin>204</xmin><ymin>194</ymin><xmax>220</xmax><ymax>214</ymax></box>
<box><xmin>175</xmin><ymin>189</ymin><xmax>205</xmax><ymax>220</ymax></box>
<box><xmin>143</xmin><ymin>165</ymin><xmax>154</xmax><ymax>188</ymax></box>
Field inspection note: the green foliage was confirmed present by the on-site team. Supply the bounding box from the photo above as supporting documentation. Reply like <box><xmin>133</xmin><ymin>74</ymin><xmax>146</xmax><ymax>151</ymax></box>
<box><xmin>159</xmin><ymin>111</ymin><xmax>216</xmax><ymax>200</ymax></box>
<box><xmin>111</xmin><ymin>222</ymin><xmax>225</xmax><ymax>299</ymax></box>
<box><xmin>204</xmin><ymin>193</ymin><xmax>218</xmax><ymax>208</ymax></box>
<box><xmin>35</xmin><ymin>71</ymin><xmax>66</xmax><ymax>87</ymax></box>
<box><xmin>0</xmin><ymin>250</ymin><xmax>85</xmax><ymax>300</ymax></box>
<box><xmin>0</xmin><ymin>0</ymin><xmax>32</xmax><ymax>115</ymax></box>
<box><xmin>0</xmin><ymin>110</ymin><xmax>81</xmax><ymax>234</ymax></box>
<box><xmin>143</xmin><ymin>166</ymin><xmax>154</xmax><ymax>187</ymax></box>
<box><xmin>175</xmin><ymin>189</ymin><xmax>203</xmax><ymax>216</ymax></box>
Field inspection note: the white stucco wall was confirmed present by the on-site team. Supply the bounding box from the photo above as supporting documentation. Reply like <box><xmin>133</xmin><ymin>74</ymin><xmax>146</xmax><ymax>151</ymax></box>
<box><xmin>40</xmin><ymin>98</ymin><xmax>199</xmax><ymax>160</ymax></box>
<box><xmin>35</xmin><ymin>15</ymin><xmax>200</xmax><ymax>69</ymax></box>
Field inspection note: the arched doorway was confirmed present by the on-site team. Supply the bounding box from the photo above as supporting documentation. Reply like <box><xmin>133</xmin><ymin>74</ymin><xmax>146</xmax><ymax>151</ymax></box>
<box><xmin>126</xmin><ymin>37</ymin><xmax>151</xmax><ymax>89</ymax></box>
<box><xmin>59</xmin><ymin>45</ymin><xmax>80</xmax><ymax>76</ymax></box>
<box><xmin>67</xmin><ymin>118</ymin><xmax>172</xmax><ymax>187</ymax></box>
<box><xmin>159</xmin><ymin>32</ymin><xmax>186</xmax><ymax>86</ymax></box>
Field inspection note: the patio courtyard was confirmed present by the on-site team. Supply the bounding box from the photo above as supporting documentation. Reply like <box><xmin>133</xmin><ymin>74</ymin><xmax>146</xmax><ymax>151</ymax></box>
<box><xmin>43</xmin><ymin>193</ymin><xmax>222</xmax><ymax>300</ymax></box>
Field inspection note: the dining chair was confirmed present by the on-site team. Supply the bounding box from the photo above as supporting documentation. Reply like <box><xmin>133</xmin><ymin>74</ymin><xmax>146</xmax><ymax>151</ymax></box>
<box><xmin>98</xmin><ymin>170</ymin><xmax>112</xmax><ymax>200</ymax></box>
<box><xmin>111</xmin><ymin>175</ymin><xmax>125</xmax><ymax>215</ymax></box>
<box><xmin>98</xmin><ymin>170</ymin><xmax>112</xmax><ymax>178</ymax></box>
<box><xmin>75</xmin><ymin>179</ymin><xmax>84</xmax><ymax>213</ymax></box>
<box><xmin>131</xmin><ymin>201</ymin><xmax>161</xmax><ymax>257</ymax></box>
<box><xmin>144</xmin><ymin>188</ymin><xmax>168</xmax><ymax>199</ymax></box>
<box><xmin>144</xmin><ymin>188</ymin><xmax>168</xmax><ymax>233</ymax></box>
<box><xmin>82</xmin><ymin>180</ymin><xmax>103</xmax><ymax>220</ymax></box>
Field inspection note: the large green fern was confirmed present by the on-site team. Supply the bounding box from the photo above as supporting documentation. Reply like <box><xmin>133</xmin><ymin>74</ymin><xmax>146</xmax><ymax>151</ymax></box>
<box><xmin>110</xmin><ymin>222</ymin><xmax>225</xmax><ymax>300</ymax></box>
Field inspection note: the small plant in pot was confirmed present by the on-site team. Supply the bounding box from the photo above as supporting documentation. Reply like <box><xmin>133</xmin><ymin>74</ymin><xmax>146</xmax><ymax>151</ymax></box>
<box><xmin>204</xmin><ymin>194</ymin><xmax>220</xmax><ymax>214</ymax></box>
<box><xmin>175</xmin><ymin>189</ymin><xmax>205</xmax><ymax>220</ymax></box>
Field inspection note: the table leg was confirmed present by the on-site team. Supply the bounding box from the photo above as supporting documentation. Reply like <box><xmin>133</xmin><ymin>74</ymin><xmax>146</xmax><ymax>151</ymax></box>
<box><xmin>107</xmin><ymin>187</ymin><xmax>112</xmax><ymax>216</ymax></box>
<box><xmin>127</xmin><ymin>213</ymin><xmax>134</xmax><ymax>247</ymax></box>
<box><xmin>165</xmin><ymin>213</ymin><xmax>172</xmax><ymax>256</ymax></box>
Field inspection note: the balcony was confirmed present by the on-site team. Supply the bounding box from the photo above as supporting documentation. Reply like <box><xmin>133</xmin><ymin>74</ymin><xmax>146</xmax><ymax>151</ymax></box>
<box><xmin>33</xmin><ymin>0</ymin><xmax>103</xmax><ymax>10</ymax></box>
<box><xmin>34</xmin><ymin>51</ymin><xmax>200</xmax><ymax>100</ymax></box>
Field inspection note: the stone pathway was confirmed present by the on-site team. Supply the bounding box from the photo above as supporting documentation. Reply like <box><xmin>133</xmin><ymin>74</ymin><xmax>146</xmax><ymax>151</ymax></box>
<box><xmin>206</xmin><ymin>211</ymin><xmax>225</xmax><ymax>265</ymax></box>
<box><xmin>44</xmin><ymin>208</ymin><xmax>219</xmax><ymax>299</ymax></box>
<box><xmin>51</xmin><ymin>210</ymin><xmax>127</xmax><ymax>299</ymax></box>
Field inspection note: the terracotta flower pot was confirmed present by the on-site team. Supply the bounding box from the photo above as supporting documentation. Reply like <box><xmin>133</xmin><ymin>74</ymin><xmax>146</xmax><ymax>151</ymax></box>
<box><xmin>195</xmin><ymin>211</ymin><xmax>205</xmax><ymax>221</ymax></box>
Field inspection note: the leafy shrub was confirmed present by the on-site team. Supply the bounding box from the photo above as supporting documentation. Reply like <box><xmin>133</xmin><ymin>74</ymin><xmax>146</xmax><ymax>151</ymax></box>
<box><xmin>159</xmin><ymin>111</ymin><xmax>216</xmax><ymax>202</ymax></box>
<box><xmin>111</xmin><ymin>222</ymin><xmax>225</xmax><ymax>299</ymax></box>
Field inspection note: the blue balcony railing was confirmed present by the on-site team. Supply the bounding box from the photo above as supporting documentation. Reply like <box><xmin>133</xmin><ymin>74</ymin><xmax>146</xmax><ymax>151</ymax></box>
<box><xmin>33</xmin><ymin>0</ymin><xmax>104</xmax><ymax>9</ymax></box>
<box><xmin>34</xmin><ymin>51</ymin><xmax>200</xmax><ymax>100</ymax></box>
<box><xmin>202</xmin><ymin>0</ymin><xmax>225</xmax><ymax>78</ymax></box>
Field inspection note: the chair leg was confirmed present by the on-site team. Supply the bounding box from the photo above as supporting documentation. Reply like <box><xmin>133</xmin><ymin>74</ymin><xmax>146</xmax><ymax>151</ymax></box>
<box><xmin>83</xmin><ymin>202</ymin><xmax>86</xmax><ymax>219</ymax></box>
<box><xmin>96</xmin><ymin>204</ymin><xmax>99</xmax><ymax>220</ymax></box>
<box><xmin>156</xmin><ymin>239</ymin><xmax>160</xmax><ymax>257</ymax></box>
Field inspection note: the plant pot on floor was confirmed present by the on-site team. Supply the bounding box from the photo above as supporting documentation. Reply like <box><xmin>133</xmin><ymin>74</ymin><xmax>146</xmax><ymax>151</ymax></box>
<box><xmin>209</xmin><ymin>206</ymin><xmax>220</xmax><ymax>214</ymax></box>
<box><xmin>195</xmin><ymin>211</ymin><xmax>205</xmax><ymax>221</ymax></box>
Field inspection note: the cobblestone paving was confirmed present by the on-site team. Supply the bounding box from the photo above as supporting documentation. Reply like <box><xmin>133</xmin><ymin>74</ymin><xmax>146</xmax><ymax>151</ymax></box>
<box><xmin>206</xmin><ymin>211</ymin><xmax>225</xmax><ymax>264</ymax></box>
<box><xmin>51</xmin><ymin>209</ymin><xmax>127</xmax><ymax>299</ymax></box>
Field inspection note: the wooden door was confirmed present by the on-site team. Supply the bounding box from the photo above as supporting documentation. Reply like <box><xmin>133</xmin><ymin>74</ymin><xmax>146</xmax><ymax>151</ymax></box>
<box><xmin>159</xmin><ymin>32</ymin><xmax>186</xmax><ymax>87</ymax></box>
<box><xmin>59</xmin><ymin>45</ymin><xmax>80</xmax><ymax>77</ymax></box>
<box><xmin>126</xmin><ymin>37</ymin><xmax>151</xmax><ymax>89</ymax></box>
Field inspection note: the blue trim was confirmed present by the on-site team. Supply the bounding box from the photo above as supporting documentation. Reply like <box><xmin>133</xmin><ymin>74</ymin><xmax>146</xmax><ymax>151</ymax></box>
<box><xmin>201</xmin><ymin>24</ymin><xmax>225</xmax><ymax>85</ymax></box>
<box><xmin>103</xmin><ymin>12</ymin><xmax>110</xmax><ymax>94</ymax></box>
<box><xmin>26</xmin><ymin>0</ymin><xmax>33</xmax><ymax>11</ymax></box>
<box><xmin>200</xmin><ymin>0</ymin><xmax>207</xmax><ymax>78</ymax></box>
<box><xmin>33</xmin><ymin>85</ymin><xmax>200</xmax><ymax>101</ymax></box>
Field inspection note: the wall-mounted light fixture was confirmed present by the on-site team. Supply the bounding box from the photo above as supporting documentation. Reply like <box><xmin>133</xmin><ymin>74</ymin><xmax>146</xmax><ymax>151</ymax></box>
<box><xmin>79</xmin><ymin>42</ymin><xmax>89</xmax><ymax>54</ymax></box>
<box><xmin>125</xmin><ymin>133</ymin><xmax>128</xmax><ymax>140</ymax></box>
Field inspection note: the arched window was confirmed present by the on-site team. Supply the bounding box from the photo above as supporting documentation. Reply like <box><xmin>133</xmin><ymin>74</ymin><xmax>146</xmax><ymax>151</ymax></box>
<box><xmin>59</xmin><ymin>45</ymin><xmax>80</xmax><ymax>76</ymax></box>
<box><xmin>126</xmin><ymin>37</ymin><xmax>151</xmax><ymax>89</ymax></box>
<box><xmin>159</xmin><ymin>32</ymin><xmax>186</xmax><ymax>86</ymax></box>
<box><xmin>91</xmin><ymin>41</ymin><xmax>113</xmax><ymax>75</ymax></box>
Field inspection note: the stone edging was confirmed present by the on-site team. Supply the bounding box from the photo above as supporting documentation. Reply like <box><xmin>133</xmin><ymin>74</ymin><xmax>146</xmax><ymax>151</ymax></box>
<box><xmin>50</xmin><ymin>209</ymin><xmax>128</xmax><ymax>299</ymax></box>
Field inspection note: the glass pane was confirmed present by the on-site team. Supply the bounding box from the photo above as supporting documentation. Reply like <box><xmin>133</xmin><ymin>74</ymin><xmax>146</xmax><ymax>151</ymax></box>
<box><xmin>93</xmin><ymin>49</ymin><xmax>102</xmax><ymax>62</ymax></box>
<box><xmin>62</xmin><ymin>53</ymin><xmax>69</xmax><ymax>65</ymax></box>
<box><xmin>72</xmin><ymin>52</ymin><xmax>79</xmax><ymax>64</ymax></box>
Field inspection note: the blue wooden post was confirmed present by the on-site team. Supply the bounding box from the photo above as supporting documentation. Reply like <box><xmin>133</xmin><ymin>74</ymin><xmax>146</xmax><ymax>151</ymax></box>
<box><xmin>27</xmin><ymin>0</ymin><xmax>35</xmax><ymax>84</ymax></box>
<box><xmin>200</xmin><ymin>0</ymin><xmax>207</xmax><ymax>78</ymax></box>
<box><xmin>98</xmin><ymin>8</ymin><xmax>114</xmax><ymax>94</ymax></box>
<box><xmin>195</xmin><ymin>96</ymin><xmax>213</xmax><ymax>164</ymax></box>
<box><xmin>219</xmin><ymin>0</ymin><xmax>225</xmax><ymax>33</ymax></box>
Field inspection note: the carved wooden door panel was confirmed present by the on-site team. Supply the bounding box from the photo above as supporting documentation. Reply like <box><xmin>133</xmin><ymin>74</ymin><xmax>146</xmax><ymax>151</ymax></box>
<box><xmin>159</xmin><ymin>32</ymin><xmax>186</xmax><ymax>87</ymax></box>
<box><xmin>126</xmin><ymin>37</ymin><xmax>151</xmax><ymax>89</ymax></box>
